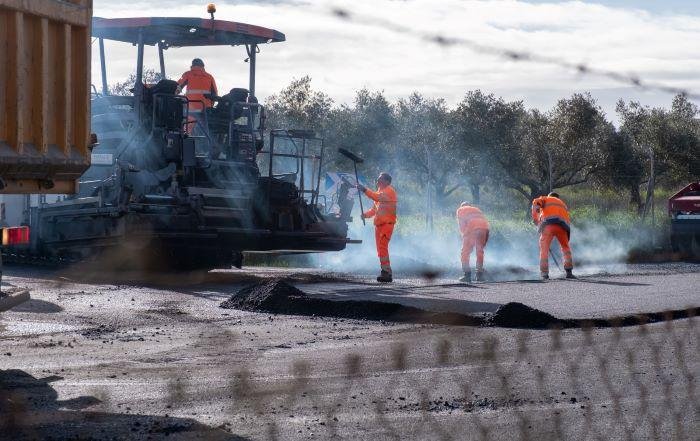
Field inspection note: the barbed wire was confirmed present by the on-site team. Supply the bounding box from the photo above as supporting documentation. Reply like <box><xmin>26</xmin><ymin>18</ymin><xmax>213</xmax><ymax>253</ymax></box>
<box><xmin>330</xmin><ymin>7</ymin><xmax>700</xmax><ymax>101</ymax></box>
<box><xmin>1</xmin><ymin>299</ymin><xmax>697</xmax><ymax>439</ymax></box>
<box><xmin>222</xmin><ymin>312</ymin><xmax>698</xmax><ymax>440</ymax></box>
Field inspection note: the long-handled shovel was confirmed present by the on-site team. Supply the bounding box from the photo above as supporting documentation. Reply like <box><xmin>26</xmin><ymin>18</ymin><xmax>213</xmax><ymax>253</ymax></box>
<box><xmin>338</xmin><ymin>148</ymin><xmax>365</xmax><ymax>226</ymax></box>
<box><xmin>550</xmin><ymin>248</ymin><xmax>562</xmax><ymax>272</ymax></box>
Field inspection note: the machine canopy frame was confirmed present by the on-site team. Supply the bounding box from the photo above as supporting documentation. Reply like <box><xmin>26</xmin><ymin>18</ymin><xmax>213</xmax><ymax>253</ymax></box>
<box><xmin>92</xmin><ymin>17</ymin><xmax>285</xmax><ymax>47</ymax></box>
<box><xmin>93</xmin><ymin>16</ymin><xmax>285</xmax><ymax>101</ymax></box>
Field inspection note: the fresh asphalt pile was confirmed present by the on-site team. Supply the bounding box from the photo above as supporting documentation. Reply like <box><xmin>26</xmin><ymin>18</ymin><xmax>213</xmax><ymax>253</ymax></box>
<box><xmin>221</xmin><ymin>279</ymin><xmax>700</xmax><ymax>329</ymax></box>
<box><xmin>221</xmin><ymin>279</ymin><xmax>482</xmax><ymax>326</ymax></box>
<box><xmin>485</xmin><ymin>302</ymin><xmax>567</xmax><ymax>328</ymax></box>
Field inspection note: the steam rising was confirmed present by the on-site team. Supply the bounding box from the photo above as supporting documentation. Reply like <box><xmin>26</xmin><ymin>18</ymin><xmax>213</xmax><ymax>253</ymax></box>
<box><xmin>314</xmin><ymin>204</ymin><xmax>655</xmax><ymax>280</ymax></box>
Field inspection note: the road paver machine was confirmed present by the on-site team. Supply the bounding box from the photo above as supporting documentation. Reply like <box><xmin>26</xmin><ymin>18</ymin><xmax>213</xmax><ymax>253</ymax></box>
<box><xmin>6</xmin><ymin>11</ymin><xmax>355</xmax><ymax>270</ymax></box>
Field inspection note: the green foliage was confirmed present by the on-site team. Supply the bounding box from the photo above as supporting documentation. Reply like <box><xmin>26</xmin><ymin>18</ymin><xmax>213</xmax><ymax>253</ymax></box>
<box><xmin>325</xmin><ymin>89</ymin><xmax>396</xmax><ymax>177</ymax></box>
<box><xmin>259</xmin><ymin>77</ymin><xmax>697</xmax><ymax>223</ymax></box>
<box><xmin>394</xmin><ymin>93</ymin><xmax>460</xmax><ymax>206</ymax></box>
<box><xmin>109</xmin><ymin>68</ymin><xmax>164</xmax><ymax>96</ymax></box>
<box><xmin>452</xmin><ymin>90</ymin><xmax>523</xmax><ymax>203</ymax></box>
<box><xmin>265</xmin><ymin>76</ymin><xmax>333</xmax><ymax>132</ymax></box>
<box><xmin>617</xmin><ymin>96</ymin><xmax>699</xmax><ymax>183</ymax></box>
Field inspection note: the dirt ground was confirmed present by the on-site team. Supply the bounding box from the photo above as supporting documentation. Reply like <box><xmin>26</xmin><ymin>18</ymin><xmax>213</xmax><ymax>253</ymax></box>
<box><xmin>0</xmin><ymin>264</ymin><xmax>698</xmax><ymax>440</ymax></box>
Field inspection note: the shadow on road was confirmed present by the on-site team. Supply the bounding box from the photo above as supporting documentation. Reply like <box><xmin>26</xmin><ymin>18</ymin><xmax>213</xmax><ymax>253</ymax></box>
<box><xmin>310</xmin><ymin>288</ymin><xmax>503</xmax><ymax>315</ymax></box>
<box><xmin>0</xmin><ymin>369</ymin><xmax>249</xmax><ymax>440</ymax></box>
<box><xmin>2</xmin><ymin>262</ymin><xmax>365</xmax><ymax>290</ymax></box>
<box><xmin>8</xmin><ymin>299</ymin><xmax>63</xmax><ymax>313</ymax></box>
<box><xmin>571</xmin><ymin>279</ymin><xmax>650</xmax><ymax>287</ymax></box>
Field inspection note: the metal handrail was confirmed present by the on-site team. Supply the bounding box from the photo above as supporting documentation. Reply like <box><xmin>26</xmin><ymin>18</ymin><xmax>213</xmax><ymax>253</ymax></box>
<box><xmin>264</xmin><ymin>131</ymin><xmax>325</xmax><ymax>208</ymax></box>
<box><xmin>227</xmin><ymin>101</ymin><xmax>262</xmax><ymax>159</ymax></box>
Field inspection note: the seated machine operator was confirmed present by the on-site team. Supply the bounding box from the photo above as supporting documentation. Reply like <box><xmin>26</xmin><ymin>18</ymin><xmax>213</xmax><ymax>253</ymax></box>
<box><xmin>176</xmin><ymin>58</ymin><xmax>218</xmax><ymax>134</ymax></box>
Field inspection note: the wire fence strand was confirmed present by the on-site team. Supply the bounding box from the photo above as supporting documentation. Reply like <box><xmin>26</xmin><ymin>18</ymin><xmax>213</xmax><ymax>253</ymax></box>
<box><xmin>330</xmin><ymin>7</ymin><xmax>700</xmax><ymax>101</ymax></box>
<box><xmin>219</xmin><ymin>312</ymin><xmax>698</xmax><ymax>440</ymax></box>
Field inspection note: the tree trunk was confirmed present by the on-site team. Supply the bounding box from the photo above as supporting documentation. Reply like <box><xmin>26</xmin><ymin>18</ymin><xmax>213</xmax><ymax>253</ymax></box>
<box><xmin>629</xmin><ymin>185</ymin><xmax>643</xmax><ymax>215</ymax></box>
<box><xmin>434</xmin><ymin>178</ymin><xmax>459</xmax><ymax>213</ymax></box>
<box><xmin>426</xmin><ymin>153</ymin><xmax>433</xmax><ymax>231</ymax></box>
<box><xmin>526</xmin><ymin>188</ymin><xmax>543</xmax><ymax>221</ymax></box>
<box><xmin>642</xmin><ymin>148</ymin><xmax>655</xmax><ymax>220</ymax></box>
<box><xmin>470</xmin><ymin>183</ymin><xmax>481</xmax><ymax>205</ymax></box>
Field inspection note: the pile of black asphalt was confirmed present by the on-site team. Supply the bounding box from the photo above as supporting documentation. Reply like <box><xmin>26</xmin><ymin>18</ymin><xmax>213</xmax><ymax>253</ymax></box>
<box><xmin>220</xmin><ymin>279</ymin><xmax>482</xmax><ymax>326</ymax></box>
<box><xmin>485</xmin><ymin>302</ymin><xmax>571</xmax><ymax>328</ymax></box>
<box><xmin>218</xmin><ymin>279</ymin><xmax>561</xmax><ymax>328</ymax></box>
<box><xmin>220</xmin><ymin>279</ymin><xmax>699</xmax><ymax>330</ymax></box>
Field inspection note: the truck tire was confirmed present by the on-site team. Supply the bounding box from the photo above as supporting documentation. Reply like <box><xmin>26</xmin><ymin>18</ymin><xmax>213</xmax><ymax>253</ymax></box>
<box><xmin>673</xmin><ymin>233</ymin><xmax>700</xmax><ymax>259</ymax></box>
<box><xmin>677</xmin><ymin>234</ymin><xmax>693</xmax><ymax>256</ymax></box>
<box><xmin>692</xmin><ymin>233</ymin><xmax>700</xmax><ymax>259</ymax></box>
<box><xmin>670</xmin><ymin>233</ymin><xmax>681</xmax><ymax>253</ymax></box>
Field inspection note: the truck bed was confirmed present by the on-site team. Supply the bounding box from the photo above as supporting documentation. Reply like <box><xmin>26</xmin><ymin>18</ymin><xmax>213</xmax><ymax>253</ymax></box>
<box><xmin>0</xmin><ymin>0</ymin><xmax>92</xmax><ymax>194</ymax></box>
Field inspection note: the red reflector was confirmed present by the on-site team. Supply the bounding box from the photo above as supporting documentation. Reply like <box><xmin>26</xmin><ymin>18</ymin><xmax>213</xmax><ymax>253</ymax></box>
<box><xmin>2</xmin><ymin>226</ymin><xmax>30</xmax><ymax>246</ymax></box>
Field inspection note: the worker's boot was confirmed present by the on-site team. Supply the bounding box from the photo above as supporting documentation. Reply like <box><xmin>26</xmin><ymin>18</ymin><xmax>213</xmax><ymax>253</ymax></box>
<box><xmin>541</xmin><ymin>272</ymin><xmax>549</xmax><ymax>280</ymax></box>
<box><xmin>475</xmin><ymin>270</ymin><xmax>485</xmax><ymax>282</ymax></box>
<box><xmin>377</xmin><ymin>270</ymin><xmax>393</xmax><ymax>283</ymax></box>
<box><xmin>565</xmin><ymin>269</ymin><xmax>577</xmax><ymax>279</ymax></box>
<box><xmin>459</xmin><ymin>263</ymin><xmax>471</xmax><ymax>283</ymax></box>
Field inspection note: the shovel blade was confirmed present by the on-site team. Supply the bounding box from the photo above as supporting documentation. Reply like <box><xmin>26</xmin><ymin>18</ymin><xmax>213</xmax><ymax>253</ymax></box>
<box><xmin>338</xmin><ymin>148</ymin><xmax>364</xmax><ymax>164</ymax></box>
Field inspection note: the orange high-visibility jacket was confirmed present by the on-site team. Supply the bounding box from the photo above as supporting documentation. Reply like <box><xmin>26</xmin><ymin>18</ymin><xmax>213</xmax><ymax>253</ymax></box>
<box><xmin>531</xmin><ymin>195</ymin><xmax>571</xmax><ymax>232</ymax></box>
<box><xmin>363</xmin><ymin>185</ymin><xmax>398</xmax><ymax>226</ymax></box>
<box><xmin>177</xmin><ymin>66</ymin><xmax>218</xmax><ymax>111</ymax></box>
<box><xmin>456</xmin><ymin>205</ymin><xmax>489</xmax><ymax>236</ymax></box>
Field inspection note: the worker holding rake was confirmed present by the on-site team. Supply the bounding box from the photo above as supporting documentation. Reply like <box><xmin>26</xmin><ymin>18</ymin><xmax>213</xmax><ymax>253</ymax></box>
<box><xmin>357</xmin><ymin>172</ymin><xmax>398</xmax><ymax>283</ymax></box>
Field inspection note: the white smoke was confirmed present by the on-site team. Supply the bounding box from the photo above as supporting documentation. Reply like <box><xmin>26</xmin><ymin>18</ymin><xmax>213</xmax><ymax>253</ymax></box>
<box><xmin>314</xmin><ymin>210</ymin><xmax>656</xmax><ymax>281</ymax></box>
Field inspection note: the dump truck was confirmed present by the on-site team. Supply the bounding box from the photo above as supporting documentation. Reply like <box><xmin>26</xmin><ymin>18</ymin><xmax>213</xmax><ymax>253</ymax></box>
<box><xmin>0</xmin><ymin>0</ymin><xmax>93</xmax><ymax>310</ymax></box>
<box><xmin>669</xmin><ymin>181</ymin><xmax>700</xmax><ymax>258</ymax></box>
<box><xmin>1</xmin><ymin>7</ymin><xmax>357</xmax><ymax>272</ymax></box>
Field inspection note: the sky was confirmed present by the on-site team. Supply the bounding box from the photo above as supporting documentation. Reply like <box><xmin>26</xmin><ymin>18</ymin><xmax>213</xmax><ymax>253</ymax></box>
<box><xmin>92</xmin><ymin>0</ymin><xmax>700</xmax><ymax>123</ymax></box>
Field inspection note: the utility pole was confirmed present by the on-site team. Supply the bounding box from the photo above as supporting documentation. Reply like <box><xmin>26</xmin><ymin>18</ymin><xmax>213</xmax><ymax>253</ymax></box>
<box><xmin>426</xmin><ymin>148</ymin><xmax>433</xmax><ymax>232</ymax></box>
<box><xmin>642</xmin><ymin>144</ymin><xmax>655</xmax><ymax>222</ymax></box>
<box><xmin>650</xmin><ymin>147</ymin><xmax>655</xmax><ymax>226</ymax></box>
<box><xmin>648</xmin><ymin>146</ymin><xmax>656</xmax><ymax>236</ymax></box>
<box><xmin>545</xmin><ymin>145</ymin><xmax>553</xmax><ymax>193</ymax></box>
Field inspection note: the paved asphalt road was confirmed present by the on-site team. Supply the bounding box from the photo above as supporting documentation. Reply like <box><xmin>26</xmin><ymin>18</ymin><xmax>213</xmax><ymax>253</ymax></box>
<box><xmin>0</xmin><ymin>263</ymin><xmax>697</xmax><ymax>440</ymax></box>
<box><xmin>301</xmin><ymin>271</ymin><xmax>700</xmax><ymax>319</ymax></box>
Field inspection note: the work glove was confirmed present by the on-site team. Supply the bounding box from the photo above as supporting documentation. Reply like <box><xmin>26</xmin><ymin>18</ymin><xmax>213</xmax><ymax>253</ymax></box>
<box><xmin>356</xmin><ymin>183</ymin><xmax>366</xmax><ymax>193</ymax></box>
<box><xmin>360</xmin><ymin>213</ymin><xmax>367</xmax><ymax>219</ymax></box>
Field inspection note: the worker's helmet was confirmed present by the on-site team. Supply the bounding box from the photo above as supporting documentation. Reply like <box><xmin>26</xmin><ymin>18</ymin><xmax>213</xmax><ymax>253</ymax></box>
<box><xmin>191</xmin><ymin>58</ymin><xmax>205</xmax><ymax>67</ymax></box>
<box><xmin>460</xmin><ymin>201</ymin><xmax>470</xmax><ymax>207</ymax></box>
<box><xmin>378</xmin><ymin>172</ymin><xmax>392</xmax><ymax>184</ymax></box>
<box><xmin>548</xmin><ymin>192</ymin><xmax>560</xmax><ymax>198</ymax></box>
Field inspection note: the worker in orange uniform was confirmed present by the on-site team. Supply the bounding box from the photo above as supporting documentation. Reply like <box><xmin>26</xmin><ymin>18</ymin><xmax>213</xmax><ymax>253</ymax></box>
<box><xmin>176</xmin><ymin>58</ymin><xmax>218</xmax><ymax>134</ymax></box>
<box><xmin>456</xmin><ymin>202</ymin><xmax>490</xmax><ymax>283</ymax></box>
<box><xmin>531</xmin><ymin>192</ymin><xmax>575</xmax><ymax>280</ymax></box>
<box><xmin>357</xmin><ymin>172</ymin><xmax>398</xmax><ymax>283</ymax></box>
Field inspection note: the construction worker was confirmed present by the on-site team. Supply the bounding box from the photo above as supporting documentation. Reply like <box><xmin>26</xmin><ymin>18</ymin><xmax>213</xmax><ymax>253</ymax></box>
<box><xmin>456</xmin><ymin>202</ymin><xmax>490</xmax><ymax>283</ymax></box>
<box><xmin>357</xmin><ymin>172</ymin><xmax>397</xmax><ymax>283</ymax></box>
<box><xmin>176</xmin><ymin>58</ymin><xmax>218</xmax><ymax>134</ymax></box>
<box><xmin>531</xmin><ymin>192</ymin><xmax>575</xmax><ymax>280</ymax></box>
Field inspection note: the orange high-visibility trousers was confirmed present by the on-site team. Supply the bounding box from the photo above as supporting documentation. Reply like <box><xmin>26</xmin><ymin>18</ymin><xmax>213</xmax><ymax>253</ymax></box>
<box><xmin>539</xmin><ymin>224</ymin><xmax>573</xmax><ymax>274</ymax></box>
<box><xmin>375</xmin><ymin>223</ymin><xmax>394</xmax><ymax>273</ymax></box>
<box><xmin>461</xmin><ymin>228</ymin><xmax>489</xmax><ymax>272</ymax></box>
<box><xmin>185</xmin><ymin>113</ymin><xmax>200</xmax><ymax>135</ymax></box>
